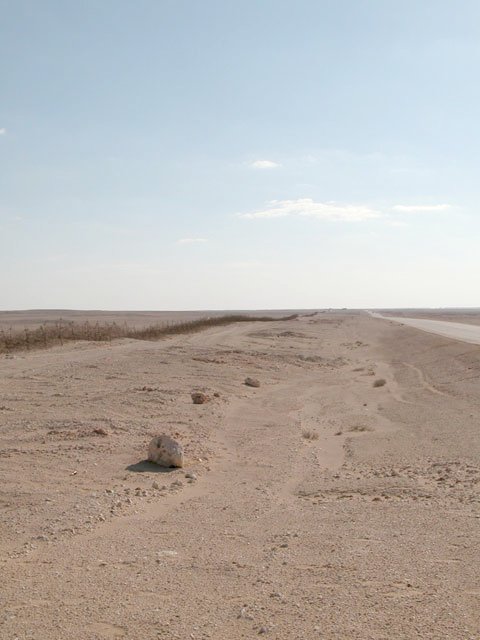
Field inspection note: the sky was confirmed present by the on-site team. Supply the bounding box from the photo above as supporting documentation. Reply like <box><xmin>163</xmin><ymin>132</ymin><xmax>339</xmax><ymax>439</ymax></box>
<box><xmin>1</xmin><ymin>0</ymin><xmax>480</xmax><ymax>310</ymax></box>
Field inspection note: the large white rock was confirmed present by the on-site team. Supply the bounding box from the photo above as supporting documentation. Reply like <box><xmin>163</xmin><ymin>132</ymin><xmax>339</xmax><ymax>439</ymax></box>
<box><xmin>147</xmin><ymin>435</ymin><xmax>184</xmax><ymax>468</ymax></box>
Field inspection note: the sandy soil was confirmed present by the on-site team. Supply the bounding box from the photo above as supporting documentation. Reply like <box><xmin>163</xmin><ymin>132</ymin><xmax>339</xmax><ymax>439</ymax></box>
<box><xmin>0</xmin><ymin>313</ymin><xmax>479</xmax><ymax>639</ymax></box>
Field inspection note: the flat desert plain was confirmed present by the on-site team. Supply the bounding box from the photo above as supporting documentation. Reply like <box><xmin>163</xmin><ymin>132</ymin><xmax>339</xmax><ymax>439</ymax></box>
<box><xmin>0</xmin><ymin>311</ymin><xmax>479</xmax><ymax>639</ymax></box>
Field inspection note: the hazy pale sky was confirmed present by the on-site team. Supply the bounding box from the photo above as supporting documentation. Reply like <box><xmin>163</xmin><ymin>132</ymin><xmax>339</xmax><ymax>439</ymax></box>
<box><xmin>1</xmin><ymin>0</ymin><xmax>479</xmax><ymax>310</ymax></box>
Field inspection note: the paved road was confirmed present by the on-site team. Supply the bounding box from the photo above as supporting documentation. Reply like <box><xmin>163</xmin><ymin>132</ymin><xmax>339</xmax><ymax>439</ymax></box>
<box><xmin>369</xmin><ymin>311</ymin><xmax>480</xmax><ymax>345</ymax></box>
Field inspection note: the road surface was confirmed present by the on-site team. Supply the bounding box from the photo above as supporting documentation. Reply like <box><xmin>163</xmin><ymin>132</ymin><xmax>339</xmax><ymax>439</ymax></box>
<box><xmin>369</xmin><ymin>311</ymin><xmax>480</xmax><ymax>345</ymax></box>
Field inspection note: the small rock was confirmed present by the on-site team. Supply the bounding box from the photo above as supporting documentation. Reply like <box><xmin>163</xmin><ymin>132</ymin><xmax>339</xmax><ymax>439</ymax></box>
<box><xmin>245</xmin><ymin>377</ymin><xmax>261</xmax><ymax>388</ymax></box>
<box><xmin>185</xmin><ymin>472</ymin><xmax>197</xmax><ymax>480</ymax></box>
<box><xmin>238</xmin><ymin>608</ymin><xmax>253</xmax><ymax>621</ymax></box>
<box><xmin>93</xmin><ymin>427</ymin><xmax>108</xmax><ymax>436</ymax></box>
<box><xmin>213</xmin><ymin>392</ymin><xmax>220</xmax><ymax>398</ymax></box>
<box><xmin>259</xmin><ymin>627</ymin><xmax>269</xmax><ymax>634</ymax></box>
<box><xmin>152</xmin><ymin>481</ymin><xmax>160</xmax><ymax>490</ymax></box>
<box><xmin>147</xmin><ymin>434</ymin><xmax>184</xmax><ymax>468</ymax></box>
<box><xmin>191</xmin><ymin>392</ymin><xmax>210</xmax><ymax>405</ymax></box>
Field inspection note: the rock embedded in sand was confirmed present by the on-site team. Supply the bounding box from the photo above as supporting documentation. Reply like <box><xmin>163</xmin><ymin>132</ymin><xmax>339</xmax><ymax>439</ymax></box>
<box><xmin>92</xmin><ymin>427</ymin><xmax>108</xmax><ymax>436</ymax></box>
<box><xmin>147</xmin><ymin>435</ymin><xmax>184</xmax><ymax>468</ymax></box>
<box><xmin>245</xmin><ymin>377</ymin><xmax>261</xmax><ymax>388</ymax></box>
<box><xmin>191</xmin><ymin>392</ymin><xmax>210</xmax><ymax>404</ymax></box>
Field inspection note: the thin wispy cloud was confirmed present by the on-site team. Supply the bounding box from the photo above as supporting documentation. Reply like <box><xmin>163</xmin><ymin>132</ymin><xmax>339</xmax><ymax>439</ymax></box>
<box><xmin>250</xmin><ymin>159</ymin><xmax>281</xmax><ymax>169</ymax></box>
<box><xmin>386</xmin><ymin>219</ymin><xmax>409</xmax><ymax>228</ymax></box>
<box><xmin>177</xmin><ymin>237</ymin><xmax>208</xmax><ymax>244</ymax></box>
<box><xmin>392</xmin><ymin>204</ymin><xmax>451</xmax><ymax>213</ymax></box>
<box><xmin>227</xmin><ymin>260</ymin><xmax>268</xmax><ymax>269</ymax></box>
<box><xmin>239</xmin><ymin>198</ymin><xmax>380</xmax><ymax>222</ymax></box>
<box><xmin>0</xmin><ymin>128</ymin><xmax>6</xmax><ymax>135</ymax></box>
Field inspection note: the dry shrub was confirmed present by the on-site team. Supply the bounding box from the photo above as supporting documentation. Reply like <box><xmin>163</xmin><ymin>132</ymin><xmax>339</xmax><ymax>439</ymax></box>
<box><xmin>0</xmin><ymin>314</ymin><xmax>299</xmax><ymax>355</ymax></box>
<box><xmin>373</xmin><ymin>378</ymin><xmax>386</xmax><ymax>388</ymax></box>
<box><xmin>348</xmin><ymin>424</ymin><xmax>372</xmax><ymax>432</ymax></box>
<box><xmin>302</xmin><ymin>429</ymin><xmax>319</xmax><ymax>440</ymax></box>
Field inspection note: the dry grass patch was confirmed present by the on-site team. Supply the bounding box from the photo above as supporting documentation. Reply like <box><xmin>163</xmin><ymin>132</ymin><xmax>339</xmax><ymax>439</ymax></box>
<box><xmin>348</xmin><ymin>424</ymin><xmax>373</xmax><ymax>433</ymax></box>
<box><xmin>373</xmin><ymin>378</ymin><xmax>387</xmax><ymax>388</ymax></box>
<box><xmin>0</xmin><ymin>313</ymin><xmax>298</xmax><ymax>354</ymax></box>
<box><xmin>302</xmin><ymin>429</ymin><xmax>319</xmax><ymax>440</ymax></box>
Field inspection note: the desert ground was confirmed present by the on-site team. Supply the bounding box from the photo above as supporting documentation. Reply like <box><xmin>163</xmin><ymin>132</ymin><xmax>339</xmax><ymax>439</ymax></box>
<box><xmin>1</xmin><ymin>311</ymin><xmax>479</xmax><ymax>639</ymax></box>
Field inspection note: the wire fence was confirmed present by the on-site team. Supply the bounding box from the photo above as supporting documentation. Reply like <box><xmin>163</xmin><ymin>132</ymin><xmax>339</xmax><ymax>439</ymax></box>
<box><xmin>0</xmin><ymin>314</ymin><xmax>298</xmax><ymax>354</ymax></box>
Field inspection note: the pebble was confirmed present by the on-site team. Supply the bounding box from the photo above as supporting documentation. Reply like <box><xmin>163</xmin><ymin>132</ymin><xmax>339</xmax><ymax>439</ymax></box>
<box><xmin>157</xmin><ymin>550</ymin><xmax>178</xmax><ymax>557</ymax></box>
<box><xmin>238</xmin><ymin>608</ymin><xmax>253</xmax><ymax>621</ymax></box>
<box><xmin>185</xmin><ymin>472</ymin><xmax>197</xmax><ymax>480</ymax></box>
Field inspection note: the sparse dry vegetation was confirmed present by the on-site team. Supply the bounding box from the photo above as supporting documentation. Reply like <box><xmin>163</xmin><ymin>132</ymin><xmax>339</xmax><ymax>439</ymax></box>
<box><xmin>348</xmin><ymin>424</ymin><xmax>372</xmax><ymax>432</ymax></box>
<box><xmin>373</xmin><ymin>378</ymin><xmax>387</xmax><ymax>387</ymax></box>
<box><xmin>302</xmin><ymin>429</ymin><xmax>319</xmax><ymax>440</ymax></box>
<box><xmin>0</xmin><ymin>314</ymin><xmax>298</xmax><ymax>354</ymax></box>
